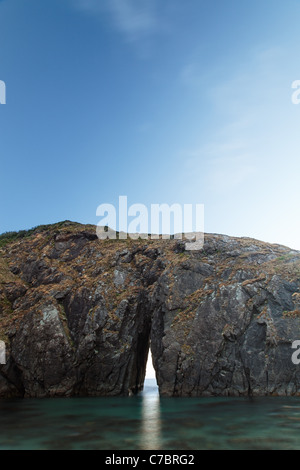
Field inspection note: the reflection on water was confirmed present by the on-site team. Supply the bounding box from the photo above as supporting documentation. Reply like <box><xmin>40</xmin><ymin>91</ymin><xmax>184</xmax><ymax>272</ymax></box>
<box><xmin>2</xmin><ymin>390</ymin><xmax>300</xmax><ymax>449</ymax></box>
<box><xmin>140</xmin><ymin>379</ymin><xmax>161</xmax><ymax>450</ymax></box>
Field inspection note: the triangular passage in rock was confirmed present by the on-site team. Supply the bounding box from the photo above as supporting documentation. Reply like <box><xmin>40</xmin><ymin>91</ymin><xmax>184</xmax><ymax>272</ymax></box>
<box><xmin>144</xmin><ymin>345</ymin><xmax>159</xmax><ymax>394</ymax></box>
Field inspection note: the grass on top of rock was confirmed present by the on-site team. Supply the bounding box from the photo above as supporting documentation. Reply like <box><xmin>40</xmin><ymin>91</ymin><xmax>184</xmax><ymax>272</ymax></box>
<box><xmin>0</xmin><ymin>221</ymin><xmax>82</xmax><ymax>248</ymax></box>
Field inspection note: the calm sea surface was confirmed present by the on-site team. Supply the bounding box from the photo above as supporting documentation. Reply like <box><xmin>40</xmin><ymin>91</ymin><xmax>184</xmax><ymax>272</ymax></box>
<box><xmin>1</xmin><ymin>379</ymin><xmax>300</xmax><ymax>450</ymax></box>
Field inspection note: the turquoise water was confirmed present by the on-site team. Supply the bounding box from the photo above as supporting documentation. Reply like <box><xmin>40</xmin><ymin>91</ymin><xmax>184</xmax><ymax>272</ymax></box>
<box><xmin>1</xmin><ymin>379</ymin><xmax>300</xmax><ymax>450</ymax></box>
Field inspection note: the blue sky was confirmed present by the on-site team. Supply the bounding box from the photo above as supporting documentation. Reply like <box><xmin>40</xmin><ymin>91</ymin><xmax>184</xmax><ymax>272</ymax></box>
<box><xmin>1</xmin><ymin>0</ymin><xmax>300</xmax><ymax>250</ymax></box>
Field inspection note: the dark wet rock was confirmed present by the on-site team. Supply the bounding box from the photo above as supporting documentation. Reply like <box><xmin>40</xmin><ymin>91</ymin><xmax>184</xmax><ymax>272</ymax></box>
<box><xmin>0</xmin><ymin>224</ymin><xmax>300</xmax><ymax>397</ymax></box>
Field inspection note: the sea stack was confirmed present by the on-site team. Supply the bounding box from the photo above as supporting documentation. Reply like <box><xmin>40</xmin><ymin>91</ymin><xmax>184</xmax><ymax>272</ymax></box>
<box><xmin>0</xmin><ymin>222</ymin><xmax>300</xmax><ymax>398</ymax></box>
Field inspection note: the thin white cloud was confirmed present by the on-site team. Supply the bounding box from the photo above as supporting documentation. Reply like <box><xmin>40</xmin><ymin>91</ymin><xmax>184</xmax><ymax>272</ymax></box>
<box><xmin>180</xmin><ymin>61</ymin><xmax>209</xmax><ymax>89</ymax></box>
<box><xmin>178</xmin><ymin>46</ymin><xmax>292</xmax><ymax>195</ymax></box>
<box><xmin>183</xmin><ymin>138</ymin><xmax>256</xmax><ymax>194</ymax></box>
<box><xmin>209</xmin><ymin>154</ymin><xmax>256</xmax><ymax>192</ymax></box>
<box><xmin>74</xmin><ymin>0</ymin><xmax>160</xmax><ymax>42</ymax></box>
<box><xmin>109</xmin><ymin>0</ymin><xmax>158</xmax><ymax>40</ymax></box>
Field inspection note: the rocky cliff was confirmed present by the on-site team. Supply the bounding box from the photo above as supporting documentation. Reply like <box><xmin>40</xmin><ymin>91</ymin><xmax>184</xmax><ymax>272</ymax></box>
<box><xmin>0</xmin><ymin>222</ymin><xmax>300</xmax><ymax>397</ymax></box>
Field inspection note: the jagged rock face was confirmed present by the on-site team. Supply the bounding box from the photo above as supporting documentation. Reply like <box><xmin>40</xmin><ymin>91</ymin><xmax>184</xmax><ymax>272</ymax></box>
<box><xmin>0</xmin><ymin>223</ymin><xmax>300</xmax><ymax>397</ymax></box>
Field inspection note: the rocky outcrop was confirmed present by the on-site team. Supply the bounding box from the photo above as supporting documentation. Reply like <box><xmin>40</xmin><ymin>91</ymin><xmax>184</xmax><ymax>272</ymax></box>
<box><xmin>0</xmin><ymin>222</ymin><xmax>300</xmax><ymax>397</ymax></box>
